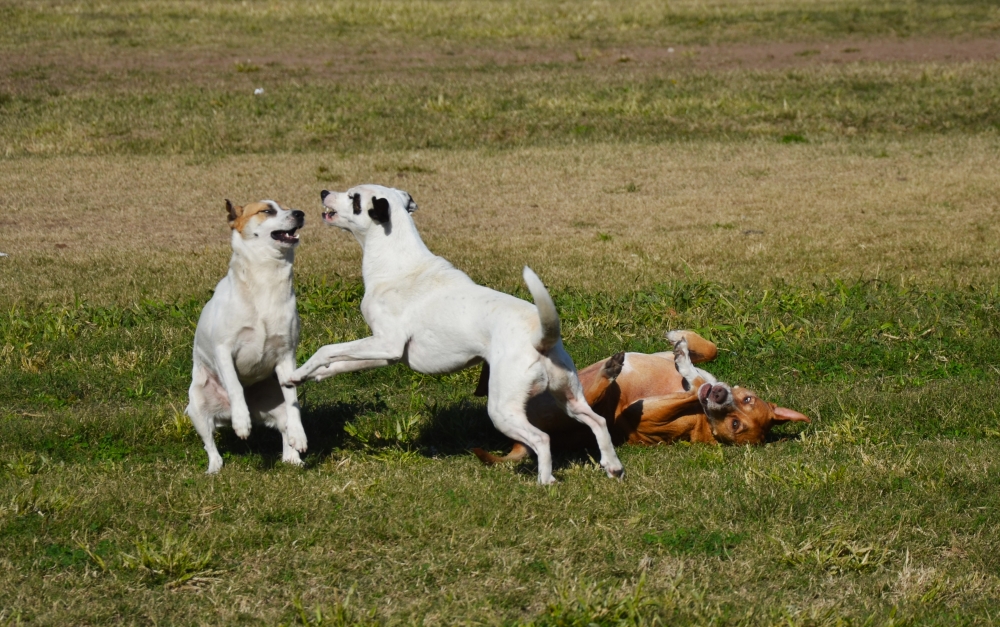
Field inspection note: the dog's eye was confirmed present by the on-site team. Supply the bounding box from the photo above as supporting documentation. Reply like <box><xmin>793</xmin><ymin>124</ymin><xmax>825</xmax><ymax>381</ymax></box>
<box><xmin>731</xmin><ymin>418</ymin><xmax>740</xmax><ymax>431</ymax></box>
<box><xmin>743</xmin><ymin>396</ymin><xmax>752</xmax><ymax>404</ymax></box>
<box><xmin>263</xmin><ymin>209</ymin><xmax>277</xmax><ymax>215</ymax></box>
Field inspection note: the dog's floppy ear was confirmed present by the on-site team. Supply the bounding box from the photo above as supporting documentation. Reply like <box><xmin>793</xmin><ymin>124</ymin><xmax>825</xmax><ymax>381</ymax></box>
<box><xmin>369</xmin><ymin>197</ymin><xmax>391</xmax><ymax>223</ymax></box>
<box><xmin>225</xmin><ymin>199</ymin><xmax>243</xmax><ymax>224</ymax></box>
<box><xmin>771</xmin><ymin>404</ymin><xmax>810</xmax><ymax>424</ymax></box>
<box><xmin>401</xmin><ymin>191</ymin><xmax>418</xmax><ymax>213</ymax></box>
<box><xmin>352</xmin><ymin>193</ymin><xmax>362</xmax><ymax>215</ymax></box>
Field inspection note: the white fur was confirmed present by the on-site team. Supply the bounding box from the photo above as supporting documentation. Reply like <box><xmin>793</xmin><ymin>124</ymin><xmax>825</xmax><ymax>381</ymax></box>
<box><xmin>291</xmin><ymin>185</ymin><xmax>624</xmax><ymax>484</ymax></box>
<box><xmin>666</xmin><ymin>331</ymin><xmax>717</xmax><ymax>388</ymax></box>
<box><xmin>187</xmin><ymin>200</ymin><xmax>307</xmax><ymax>474</ymax></box>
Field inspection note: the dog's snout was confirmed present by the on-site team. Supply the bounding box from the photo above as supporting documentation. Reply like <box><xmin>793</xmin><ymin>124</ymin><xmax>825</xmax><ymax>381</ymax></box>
<box><xmin>320</xmin><ymin>190</ymin><xmax>330</xmax><ymax>201</ymax></box>
<box><xmin>292</xmin><ymin>210</ymin><xmax>305</xmax><ymax>221</ymax></box>
<box><xmin>710</xmin><ymin>385</ymin><xmax>729</xmax><ymax>404</ymax></box>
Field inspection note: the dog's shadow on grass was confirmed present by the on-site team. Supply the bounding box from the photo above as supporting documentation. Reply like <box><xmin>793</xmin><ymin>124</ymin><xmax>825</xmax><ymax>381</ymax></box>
<box><xmin>217</xmin><ymin>397</ymin><xmax>604</xmax><ymax>474</ymax></box>
<box><xmin>418</xmin><ymin>400</ymin><xmax>609</xmax><ymax>475</ymax></box>
<box><xmin>216</xmin><ymin>400</ymin><xmax>365</xmax><ymax>470</ymax></box>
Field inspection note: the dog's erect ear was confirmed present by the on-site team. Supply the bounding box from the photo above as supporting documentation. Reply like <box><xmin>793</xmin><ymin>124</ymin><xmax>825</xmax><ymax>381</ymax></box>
<box><xmin>771</xmin><ymin>404</ymin><xmax>810</xmax><ymax>424</ymax></box>
<box><xmin>352</xmin><ymin>194</ymin><xmax>362</xmax><ymax>215</ymax></box>
<box><xmin>369</xmin><ymin>197</ymin><xmax>391</xmax><ymax>223</ymax></box>
<box><xmin>225</xmin><ymin>199</ymin><xmax>243</xmax><ymax>224</ymax></box>
<box><xmin>401</xmin><ymin>191</ymin><xmax>418</xmax><ymax>213</ymax></box>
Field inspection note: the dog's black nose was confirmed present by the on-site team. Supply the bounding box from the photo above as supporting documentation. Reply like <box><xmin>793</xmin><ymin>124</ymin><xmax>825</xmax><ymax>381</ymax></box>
<box><xmin>710</xmin><ymin>386</ymin><xmax>729</xmax><ymax>404</ymax></box>
<box><xmin>292</xmin><ymin>210</ymin><xmax>305</xmax><ymax>219</ymax></box>
<box><xmin>320</xmin><ymin>190</ymin><xmax>330</xmax><ymax>201</ymax></box>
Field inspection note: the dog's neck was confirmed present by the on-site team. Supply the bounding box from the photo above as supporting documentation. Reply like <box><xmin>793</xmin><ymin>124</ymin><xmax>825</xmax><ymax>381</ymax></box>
<box><xmin>358</xmin><ymin>212</ymin><xmax>438</xmax><ymax>283</ymax></box>
<box><xmin>228</xmin><ymin>230</ymin><xmax>296</xmax><ymax>299</ymax></box>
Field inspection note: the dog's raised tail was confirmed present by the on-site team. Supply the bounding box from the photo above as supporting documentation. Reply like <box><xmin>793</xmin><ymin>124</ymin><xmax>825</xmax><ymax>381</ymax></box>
<box><xmin>523</xmin><ymin>266</ymin><xmax>561</xmax><ymax>353</ymax></box>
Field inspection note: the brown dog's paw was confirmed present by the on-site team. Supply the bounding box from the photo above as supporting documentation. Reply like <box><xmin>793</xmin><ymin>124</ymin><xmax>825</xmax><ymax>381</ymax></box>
<box><xmin>603</xmin><ymin>351</ymin><xmax>626</xmax><ymax>382</ymax></box>
<box><xmin>672</xmin><ymin>336</ymin><xmax>690</xmax><ymax>362</ymax></box>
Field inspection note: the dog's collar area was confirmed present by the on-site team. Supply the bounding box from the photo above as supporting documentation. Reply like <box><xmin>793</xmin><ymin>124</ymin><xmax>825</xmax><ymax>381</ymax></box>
<box><xmin>270</xmin><ymin>228</ymin><xmax>300</xmax><ymax>244</ymax></box>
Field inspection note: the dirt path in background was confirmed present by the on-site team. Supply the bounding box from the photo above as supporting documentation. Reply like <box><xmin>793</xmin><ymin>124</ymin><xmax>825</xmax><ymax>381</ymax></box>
<box><xmin>3</xmin><ymin>37</ymin><xmax>999</xmax><ymax>87</ymax></box>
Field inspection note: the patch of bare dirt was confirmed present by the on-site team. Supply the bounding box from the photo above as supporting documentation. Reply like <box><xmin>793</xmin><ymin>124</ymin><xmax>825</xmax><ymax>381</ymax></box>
<box><xmin>3</xmin><ymin>37</ymin><xmax>999</xmax><ymax>84</ymax></box>
<box><xmin>632</xmin><ymin>37</ymin><xmax>1000</xmax><ymax>69</ymax></box>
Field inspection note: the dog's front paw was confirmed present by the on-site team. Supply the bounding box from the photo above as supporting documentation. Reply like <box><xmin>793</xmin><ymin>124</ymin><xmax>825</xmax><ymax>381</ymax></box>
<box><xmin>286</xmin><ymin>425</ymin><xmax>308</xmax><ymax>454</ymax></box>
<box><xmin>282</xmin><ymin>450</ymin><xmax>304</xmax><ymax>466</ymax></box>
<box><xmin>667</xmin><ymin>330</ymin><xmax>687</xmax><ymax>349</ymax></box>
<box><xmin>231</xmin><ymin>411</ymin><xmax>252</xmax><ymax>439</ymax></box>
<box><xmin>307</xmin><ymin>365</ymin><xmax>339</xmax><ymax>383</ymax></box>
<box><xmin>672</xmin><ymin>336</ymin><xmax>690</xmax><ymax>361</ymax></box>
<box><xmin>288</xmin><ymin>366</ymin><xmax>310</xmax><ymax>386</ymax></box>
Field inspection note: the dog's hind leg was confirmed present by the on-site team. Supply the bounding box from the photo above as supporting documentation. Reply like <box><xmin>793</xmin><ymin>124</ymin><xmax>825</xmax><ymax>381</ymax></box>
<box><xmin>246</xmin><ymin>377</ymin><xmax>304</xmax><ymax>466</ymax></box>
<box><xmin>545</xmin><ymin>351</ymin><xmax>624</xmax><ymax>479</ymax></box>
<box><xmin>664</xmin><ymin>330</ymin><xmax>718</xmax><ymax>364</ymax></box>
<box><xmin>187</xmin><ymin>368</ymin><xmax>225</xmax><ymax>474</ymax></box>
<box><xmin>578</xmin><ymin>352</ymin><xmax>625</xmax><ymax>407</ymax></box>
<box><xmin>486</xmin><ymin>364</ymin><xmax>556</xmax><ymax>484</ymax></box>
<box><xmin>560</xmin><ymin>394</ymin><xmax>624</xmax><ymax>479</ymax></box>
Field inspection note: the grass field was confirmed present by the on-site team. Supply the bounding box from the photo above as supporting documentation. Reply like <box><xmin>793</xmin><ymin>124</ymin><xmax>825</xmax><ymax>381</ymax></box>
<box><xmin>3</xmin><ymin>1</ymin><xmax>1000</xmax><ymax>625</ymax></box>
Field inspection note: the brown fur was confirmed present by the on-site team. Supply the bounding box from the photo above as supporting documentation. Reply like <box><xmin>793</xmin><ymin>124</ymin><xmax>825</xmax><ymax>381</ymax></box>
<box><xmin>472</xmin><ymin>331</ymin><xmax>809</xmax><ymax>464</ymax></box>
<box><xmin>227</xmin><ymin>200</ymin><xmax>284</xmax><ymax>234</ymax></box>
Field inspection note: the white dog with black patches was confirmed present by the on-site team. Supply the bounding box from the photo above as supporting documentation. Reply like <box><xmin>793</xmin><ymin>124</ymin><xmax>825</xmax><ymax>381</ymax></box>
<box><xmin>289</xmin><ymin>184</ymin><xmax>624</xmax><ymax>485</ymax></box>
<box><xmin>187</xmin><ymin>199</ymin><xmax>307</xmax><ymax>474</ymax></box>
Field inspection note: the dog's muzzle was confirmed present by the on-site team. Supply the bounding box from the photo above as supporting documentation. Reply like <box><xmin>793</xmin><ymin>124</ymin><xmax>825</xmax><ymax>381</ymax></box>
<box><xmin>271</xmin><ymin>228</ymin><xmax>300</xmax><ymax>244</ymax></box>
<box><xmin>698</xmin><ymin>382</ymin><xmax>733</xmax><ymax>415</ymax></box>
<box><xmin>271</xmin><ymin>211</ymin><xmax>304</xmax><ymax>244</ymax></box>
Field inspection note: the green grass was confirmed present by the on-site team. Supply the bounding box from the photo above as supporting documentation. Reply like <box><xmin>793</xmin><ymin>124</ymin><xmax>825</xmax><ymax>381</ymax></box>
<box><xmin>3</xmin><ymin>279</ymin><xmax>1000</xmax><ymax>622</ymax></box>
<box><xmin>5</xmin><ymin>60</ymin><xmax>1000</xmax><ymax>157</ymax></box>
<box><xmin>5</xmin><ymin>0</ymin><xmax>1000</xmax><ymax>623</ymax></box>
<box><xmin>3</xmin><ymin>0</ymin><xmax>999</xmax><ymax>50</ymax></box>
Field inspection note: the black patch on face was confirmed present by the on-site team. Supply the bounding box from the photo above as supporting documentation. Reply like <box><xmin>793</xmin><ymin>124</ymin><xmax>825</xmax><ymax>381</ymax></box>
<box><xmin>352</xmin><ymin>194</ymin><xmax>362</xmax><ymax>215</ymax></box>
<box><xmin>369</xmin><ymin>197</ymin><xmax>391</xmax><ymax>223</ymax></box>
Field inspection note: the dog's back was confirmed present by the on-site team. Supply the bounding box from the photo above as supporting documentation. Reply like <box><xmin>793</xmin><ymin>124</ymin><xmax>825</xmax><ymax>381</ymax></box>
<box><xmin>297</xmin><ymin>185</ymin><xmax>624</xmax><ymax>483</ymax></box>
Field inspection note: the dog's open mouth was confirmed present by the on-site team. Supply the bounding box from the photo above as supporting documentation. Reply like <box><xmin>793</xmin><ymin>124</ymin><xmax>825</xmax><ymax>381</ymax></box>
<box><xmin>270</xmin><ymin>228</ymin><xmax>300</xmax><ymax>244</ymax></box>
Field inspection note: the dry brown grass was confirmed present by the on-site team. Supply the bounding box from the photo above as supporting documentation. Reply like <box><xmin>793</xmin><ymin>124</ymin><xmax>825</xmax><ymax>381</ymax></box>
<box><xmin>3</xmin><ymin>136</ymin><xmax>999</xmax><ymax>304</ymax></box>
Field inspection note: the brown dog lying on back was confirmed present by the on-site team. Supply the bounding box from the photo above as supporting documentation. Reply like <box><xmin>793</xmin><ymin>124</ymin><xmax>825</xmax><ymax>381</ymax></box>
<box><xmin>473</xmin><ymin>331</ymin><xmax>809</xmax><ymax>464</ymax></box>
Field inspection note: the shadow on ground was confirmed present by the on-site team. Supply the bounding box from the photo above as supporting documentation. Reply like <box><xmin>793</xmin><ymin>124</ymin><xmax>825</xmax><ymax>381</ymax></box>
<box><xmin>214</xmin><ymin>396</ymin><xmax>607</xmax><ymax>474</ymax></box>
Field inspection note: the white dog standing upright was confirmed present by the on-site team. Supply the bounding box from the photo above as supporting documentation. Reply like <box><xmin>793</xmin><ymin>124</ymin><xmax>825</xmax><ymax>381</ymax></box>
<box><xmin>187</xmin><ymin>199</ymin><xmax>308</xmax><ymax>474</ymax></box>
<box><xmin>290</xmin><ymin>185</ymin><xmax>624</xmax><ymax>484</ymax></box>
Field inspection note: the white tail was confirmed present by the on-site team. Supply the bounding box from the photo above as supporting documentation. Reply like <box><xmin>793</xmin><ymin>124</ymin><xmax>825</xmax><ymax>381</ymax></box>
<box><xmin>523</xmin><ymin>266</ymin><xmax>560</xmax><ymax>353</ymax></box>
